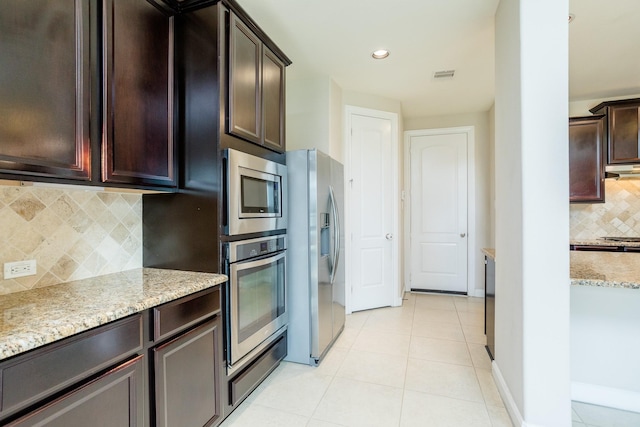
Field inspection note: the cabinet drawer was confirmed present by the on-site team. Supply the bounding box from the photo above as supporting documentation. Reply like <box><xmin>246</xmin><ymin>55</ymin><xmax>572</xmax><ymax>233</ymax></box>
<box><xmin>229</xmin><ymin>333</ymin><xmax>286</xmax><ymax>406</ymax></box>
<box><xmin>0</xmin><ymin>314</ymin><xmax>143</xmax><ymax>418</ymax></box>
<box><xmin>153</xmin><ymin>287</ymin><xmax>221</xmax><ymax>342</ymax></box>
<box><xmin>7</xmin><ymin>355</ymin><xmax>144</xmax><ymax>427</ymax></box>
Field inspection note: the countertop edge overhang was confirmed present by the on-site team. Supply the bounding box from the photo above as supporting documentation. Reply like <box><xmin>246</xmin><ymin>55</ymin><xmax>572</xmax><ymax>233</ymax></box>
<box><xmin>0</xmin><ymin>268</ymin><xmax>227</xmax><ymax>361</ymax></box>
<box><xmin>482</xmin><ymin>248</ymin><xmax>639</xmax><ymax>290</ymax></box>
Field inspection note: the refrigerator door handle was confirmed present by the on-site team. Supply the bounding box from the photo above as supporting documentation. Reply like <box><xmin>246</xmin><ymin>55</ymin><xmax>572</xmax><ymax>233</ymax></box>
<box><xmin>329</xmin><ymin>185</ymin><xmax>341</xmax><ymax>285</ymax></box>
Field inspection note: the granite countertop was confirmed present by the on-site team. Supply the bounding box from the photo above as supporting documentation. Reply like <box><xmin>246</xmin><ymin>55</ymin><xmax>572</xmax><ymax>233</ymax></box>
<box><xmin>0</xmin><ymin>268</ymin><xmax>227</xmax><ymax>361</ymax></box>
<box><xmin>570</xmin><ymin>238</ymin><xmax>640</xmax><ymax>248</ymax></box>
<box><xmin>570</xmin><ymin>251</ymin><xmax>640</xmax><ymax>290</ymax></box>
<box><xmin>482</xmin><ymin>248</ymin><xmax>496</xmax><ymax>260</ymax></box>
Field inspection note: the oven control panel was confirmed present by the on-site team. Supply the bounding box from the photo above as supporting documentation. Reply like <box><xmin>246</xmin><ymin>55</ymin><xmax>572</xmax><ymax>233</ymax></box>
<box><xmin>228</xmin><ymin>235</ymin><xmax>286</xmax><ymax>263</ymax></box>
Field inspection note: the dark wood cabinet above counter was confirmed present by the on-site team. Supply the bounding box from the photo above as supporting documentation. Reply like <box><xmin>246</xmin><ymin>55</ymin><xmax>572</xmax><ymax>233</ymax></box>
<box><xmin>569</xmin><ymin>115</ymin><xmax>606</xmax><ymax>203</ymax></box>
<box><xmin>0</xmin><ymin>0</ymin><xmax>178</xmax><ymax>190</ymax></box>
<box><xmin>0</xmin><ymin>0</ymin><xmax>291</xmax><ymax>191</ymax></box>
<box><xmin>590</xmin><ymin>98</ymin><xmax>640</xmax><ymax>165</ymax></box>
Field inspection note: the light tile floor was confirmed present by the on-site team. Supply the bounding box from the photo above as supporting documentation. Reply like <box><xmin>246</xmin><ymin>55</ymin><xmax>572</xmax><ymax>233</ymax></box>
<box><xmin>220</xmin><ymin>292</ymin><xmax>639</xmax><ymax>427</ymax></box>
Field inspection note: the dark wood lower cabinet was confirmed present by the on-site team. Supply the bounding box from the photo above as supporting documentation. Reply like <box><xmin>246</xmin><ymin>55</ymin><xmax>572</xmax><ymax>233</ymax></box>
<box><xmin>153</xmin><ymin>316</ymin><xmax>222</xmax><ymax>427</ymax></box>
<box><xmin>0</xmin><ymin>286</ymin><xmax>225</xmax><ymax>427</ymax></box>
<box><xmin>8</xmin><ymin>355</ymin><xmax>145</xmax><ymax>427</ymax></box>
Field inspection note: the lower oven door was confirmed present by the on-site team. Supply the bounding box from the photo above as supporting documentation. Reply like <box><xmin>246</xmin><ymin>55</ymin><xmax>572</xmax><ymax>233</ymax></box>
<box><xmin>229</xmin><ymin>250</ymin><xmax>287</xmax><ymax>366</ymax></box>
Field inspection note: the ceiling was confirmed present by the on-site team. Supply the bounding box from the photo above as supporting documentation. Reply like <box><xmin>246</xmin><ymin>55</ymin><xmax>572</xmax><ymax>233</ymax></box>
<box><xmin>236</xmin><ymin>0</ymin><xmax>640</xmax><ymax>120</ymax></box>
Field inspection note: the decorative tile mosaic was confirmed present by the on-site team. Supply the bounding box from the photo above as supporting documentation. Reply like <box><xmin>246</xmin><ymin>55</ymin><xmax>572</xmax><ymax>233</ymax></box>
<box><xmin>570</xmin><ymin>179</ymin><xmax>640</xmax><ymax>240</ymax></box>
<box><xmin>0</xmin><ymin>183</ymin><xmax>142</xmax><ymax>295</ymax></box>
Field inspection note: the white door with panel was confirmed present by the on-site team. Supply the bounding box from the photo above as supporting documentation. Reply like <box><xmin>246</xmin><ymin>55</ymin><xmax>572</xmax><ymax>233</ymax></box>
<box><xmin>348</xmin><ymin>111</ymin><xmax>396</xmax><ymax>311</ymax></box>
<box><xmin>409</xmin><ymin>132</ymin><xmax>468</xmax><ymax>293</ymax></box>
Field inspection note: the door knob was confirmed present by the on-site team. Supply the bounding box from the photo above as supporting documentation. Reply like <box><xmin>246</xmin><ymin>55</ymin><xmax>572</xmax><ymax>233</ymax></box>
<box><xmin>460</xmin><ymin>233</ymin><xmax>466</xmax><ymax>238</ymax></box>
<box><xmin>385</xmin><ymin>233</ymin><xmax>393</xmax><ymax>240</ymax></box>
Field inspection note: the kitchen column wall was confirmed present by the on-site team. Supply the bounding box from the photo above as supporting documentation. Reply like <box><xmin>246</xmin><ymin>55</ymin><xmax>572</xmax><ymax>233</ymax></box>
<box><xmin>494</xmin><ymin>0</ymin><xmax>571</xmax><ymax>426</ymax></box>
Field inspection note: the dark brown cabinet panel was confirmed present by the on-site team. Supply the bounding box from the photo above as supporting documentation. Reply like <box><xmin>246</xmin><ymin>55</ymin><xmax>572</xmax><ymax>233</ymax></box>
<box><xmin>569</xmin><ymin>115</ymin><xmax>606</xmax><ymax>203</ymax></box>
<box><xmin>0</xmin><ymin>314</ymin><xmax>143</xmax><ymax>421</ymax></box>
<box><xmin>591</xmin><ymin>98</ymin><xmax>640</xmax><ymax>165</ymax></box>
<box><xmin>227</xmin><ymin>12</ymin><xmax>286</xmax><ymax>153</ymax></box>
<box><xmin>103</xmin><ymin>0</ymin><xmax>177</xmax><ymax>187</ymax></box>
<box><xmin>262</xmin><ymin>47</ymin><xmax>285</xmax><ymax>152</ymax></box>
<box><xmin>228</xmin><ymin>14</ymin><xmax>262</xmax><ymax>145</ymax></box>
<box><xmin>153</xmin><ymin>317</ymin><xmax>222</xmax><ymax>427</ymax></box>
<box><xmin>0</xmin><ymin>0</ymin><xmax>91</xmax><ymax>180</ymax></box>
<box><xmin>8</xmin><ymin>356</ymin><xmax>145</xmax><ymax>427</ymax></box>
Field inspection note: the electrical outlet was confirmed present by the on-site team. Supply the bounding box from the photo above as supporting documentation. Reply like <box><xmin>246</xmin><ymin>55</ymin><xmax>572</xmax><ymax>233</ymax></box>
<box><xmin>4</xmin><ymin>260</ymin><xmax>37</xmax><ymax>279</ymax></box>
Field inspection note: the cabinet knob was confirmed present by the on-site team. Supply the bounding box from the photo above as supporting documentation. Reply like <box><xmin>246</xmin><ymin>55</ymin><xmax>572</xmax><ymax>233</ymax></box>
<box><xmin>460</xmin><ymin>233</ymin><xmax>466</xmax><ymax>238</ymax></box>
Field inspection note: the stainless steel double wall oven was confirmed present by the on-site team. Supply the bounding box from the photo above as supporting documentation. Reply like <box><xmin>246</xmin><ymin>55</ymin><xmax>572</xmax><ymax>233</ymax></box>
<box><xmin>223</xmin><ymin>149</ymin><xmax>288</xmax><ymax>378</ymax></box>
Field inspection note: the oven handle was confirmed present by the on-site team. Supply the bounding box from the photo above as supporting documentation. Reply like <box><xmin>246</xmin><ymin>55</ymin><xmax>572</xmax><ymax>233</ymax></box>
<box><xmin>229</xmin><ymin>249</ymin><xmax>286</xmax><ymax>270</ymax></box>
<box><xmin>329</xmin><ymin>185</ymin><xmax>340</xmax><ymax>285</ymax></box>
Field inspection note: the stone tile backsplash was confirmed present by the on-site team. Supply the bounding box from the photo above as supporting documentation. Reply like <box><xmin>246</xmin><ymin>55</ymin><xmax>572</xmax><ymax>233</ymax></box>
<box><xmin>570</xmin><ymin>179</ymin><xmax>640</xmax><ymax>240</ymax></box>
<box><xmin>0</xmin><ymin>183</ymin><xmax>142</xmax><ymax>295</ymax></box>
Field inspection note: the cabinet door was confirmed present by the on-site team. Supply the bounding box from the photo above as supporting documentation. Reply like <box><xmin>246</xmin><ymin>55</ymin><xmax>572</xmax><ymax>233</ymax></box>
<box><xmin>8</xmin><ymin>356</ymin><xmax>145</xmax><ymax>427</ymax></box>
<box><xmin>103</xmin><ymin>0</ymin><xmax>177</xmax><ymax>188</ymax></box>
<box><xmin>228</xmin><ymin>14</ymin><xmax>262</xmax><ymax>145</ymax></box>
<box><xmin>153</xmin><ymin>317</ymin><xmax>221</xmax><ymax>427</ymax></box>
<box><xmin>262</xmin><ymin>47</ymin><xmax>285</xmax><ymax>152</ymax></box>
<box><xmin>569</xmin><ymin>116</ymin><xmax>606</xmax><ymax>203</ymax></box>
<box><xmin>0</xmin><ymin>0</ymin><xmax>91</xmax><ymax>181</ymax></box>
<box><xmin>608</xmin><ymin>105</ymin><xmax>640</xmax><ymax>164</ymax></box>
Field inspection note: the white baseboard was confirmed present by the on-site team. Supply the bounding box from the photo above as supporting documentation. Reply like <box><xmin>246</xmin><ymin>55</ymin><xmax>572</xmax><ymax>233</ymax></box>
<box><xmin>492</xmin><ymin>361</ymin><xmax>525</xmax><ymax>426</ymax></box>
<box><xmin>572</xmin><ymin>381</ymin><xmax>640</xmax><ymax>413</ymax></box>
<box><xmin>472</xmin><ymin>289</ymin><xmax>485</xmax><ymax>298</ymax></box>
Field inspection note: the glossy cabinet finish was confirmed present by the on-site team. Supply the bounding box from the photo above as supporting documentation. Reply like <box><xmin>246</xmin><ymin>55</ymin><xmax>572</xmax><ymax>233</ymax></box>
<box><xmin>0</xmin><ymin>314</ymin><xmax>144</xmax><ymax>425</ymax></box>
<box><xmin>228</xmin><ymin>12</ymin><xmax>286</xmax><ymax>153</ymax></box>
<box><xmin>103</xmin><ymin>0</ymin><xmax>177</xmax><ymax>187</ymax></box>
<box><xmin>8</xmin><ymin>356</ymin><xmax>145</xmax><ymax>427</ymax></box>
<box><xmin>153</xmin><ymin>317</ymin><xmax>222</xmax><ymax>427</ymax></box>
<box><xmin>151</xmin><ymin>287</ymin><xmax>223</xmax><ymax>427</ymax></box>
<box><xmin>591</xmin><ymin>98</ymin><xmax>640</xmax><ymax>165</ymax></box>
<box><xmin>569</xmin><ymin>115</ymin><xmax>606</xmax><ymax>203</ymax></box>
<box><xmin>0</xmin><ymin>0</ymin><xmax>177</xmax><ymax>189</ymax></box>
<box><xmin>0</xmin><ymin>0</ymin><xmax>91</xmax><ymax>181</ymax></box>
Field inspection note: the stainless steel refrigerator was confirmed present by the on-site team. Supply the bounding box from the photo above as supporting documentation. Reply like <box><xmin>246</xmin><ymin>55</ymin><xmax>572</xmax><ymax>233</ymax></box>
<box><xmin>285</xmin><ymin>149</ymin><xmax>345</xmax><ymax>366</ymax></box>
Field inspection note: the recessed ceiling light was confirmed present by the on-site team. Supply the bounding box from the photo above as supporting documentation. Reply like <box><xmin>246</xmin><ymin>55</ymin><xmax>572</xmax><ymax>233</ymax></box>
<box><xmin>568</xmin><ymin>14</ymin><xmax>575</xmax><ymax>23</ymax></box>
<box><xmin>372</xmin><ymin>49</ymin><xmax>390</xmax><ymax>59</ymax></box>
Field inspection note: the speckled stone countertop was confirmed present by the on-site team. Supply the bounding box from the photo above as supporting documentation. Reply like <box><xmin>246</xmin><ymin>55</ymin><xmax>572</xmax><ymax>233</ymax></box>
<box><xmin>570</xmin><ymin>251</ymin><xmax>640</xmax><ymax>290</ymax></box>
<box><xmin>0</xmin><ymin>268</ymin><xmax>227</xmax><ymax>361</ymax></box>
<box><xmin>482</xmin><ymin>248</ymin><xmax>496</xmax><ymax>260</ymax></box>
<box><xmin>570</xmin><ymin>239</ymin><xmax>640</xmax><ymax>248</ymax></box>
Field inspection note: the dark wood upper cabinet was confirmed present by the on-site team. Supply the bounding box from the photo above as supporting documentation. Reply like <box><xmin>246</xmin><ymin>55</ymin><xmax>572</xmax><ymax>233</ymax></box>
<box><xmin>590</xmin><ymin>98</ymin><xmax>640</xmax><ymax>165</ymax></box>
<box><xmin>227</xmin><ymin>12</ymin><xmax>286</xmax><ymax>153</ymax></box>
<box><xmin>228</xmin><ymin>15</ymin><xmax>262</xmax><ymax>145</ymax></box>
<box><xmin>569</xmin><ymin>115</ymin><xmax>606</xmax><ymax>203</ymax></box>
<box><xmin>0</xmin><ymin>0</ymin><xmax>91</xmax><ymax>181</ymax></box>
<box><xmin>103</xmin><ymin>0</ymin><xmax>177</xmax><ymax>188</ymax></box>
<box><xmin>262</xmin><ymin>47</ymin><xmax>285</xmax><ymax>152</ymax></box>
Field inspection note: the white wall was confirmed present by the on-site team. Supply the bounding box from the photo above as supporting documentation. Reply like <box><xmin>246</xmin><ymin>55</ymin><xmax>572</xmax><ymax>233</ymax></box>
<box><xmin>494</xmin><ymin>0</ymin><xmax>571</xmax><ymax>426</ymax></box>
<box><xmin>404</xmin><ymin>112</ymin><xmax>491</xmax><ymax>296</ymax></box>
<box><xmin>571</xmin><ymin>286</ymin><xmax>640</xmax><ymax>412</ymax></box>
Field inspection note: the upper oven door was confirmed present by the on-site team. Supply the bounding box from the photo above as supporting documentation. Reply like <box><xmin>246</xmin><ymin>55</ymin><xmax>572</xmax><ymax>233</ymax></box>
<box><xmin>226</xmin><ymin>149</ymin><xmax>287</xmax><ymax>236</ymax></box>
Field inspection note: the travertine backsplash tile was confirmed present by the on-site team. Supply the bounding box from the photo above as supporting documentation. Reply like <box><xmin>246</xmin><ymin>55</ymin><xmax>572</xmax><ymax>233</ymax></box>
<box><xmin>0</xmin><ymin>184</ymin><xmax>142</xmax><ymax>295</ymax></box>
<box><xmin>570</xmin><ymin>179</ymin><xmax>640</xmax><ymax>239</ymax></box>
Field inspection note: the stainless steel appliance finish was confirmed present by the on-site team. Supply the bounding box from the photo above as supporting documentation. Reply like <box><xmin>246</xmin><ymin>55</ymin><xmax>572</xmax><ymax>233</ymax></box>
<box><xmin>285</xmin><ymin>149</ymin><xmax>345</xmax><ymax>366</ymax></box>
<box><xmin>225</xmin><ymin>234</ymin><xmax>288</xmax><ymax>373</ymax></box>
<box><xmin>225</xmin><ymin>148</ymin><xmax>287</xmax><ymax>236</ymax></box>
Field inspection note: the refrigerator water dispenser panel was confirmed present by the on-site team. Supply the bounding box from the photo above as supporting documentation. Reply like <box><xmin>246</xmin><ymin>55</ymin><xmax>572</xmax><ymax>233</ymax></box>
<box><xmin>321</xmin><ymin>213</ymin><xmax>330</xmax><ymax>257</ymax></box>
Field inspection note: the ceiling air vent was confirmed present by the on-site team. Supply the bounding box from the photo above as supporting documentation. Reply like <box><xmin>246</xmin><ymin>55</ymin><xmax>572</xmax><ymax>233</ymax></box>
<box><xmin>433</xmin><ymin>70</ymin><xmax>455</xmax><ymax>79</ymax></box>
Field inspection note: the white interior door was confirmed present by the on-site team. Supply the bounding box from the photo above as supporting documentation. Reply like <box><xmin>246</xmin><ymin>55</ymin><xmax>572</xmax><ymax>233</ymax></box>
<box><xmin>409</xmin><ymin>132</ymin><xmax>468</xmax><ymax>293</ymax></box>
<box><xmin>348</xmin><ymin>110</ymin><xmax>397</xmax><ymax>312</ymax></box>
